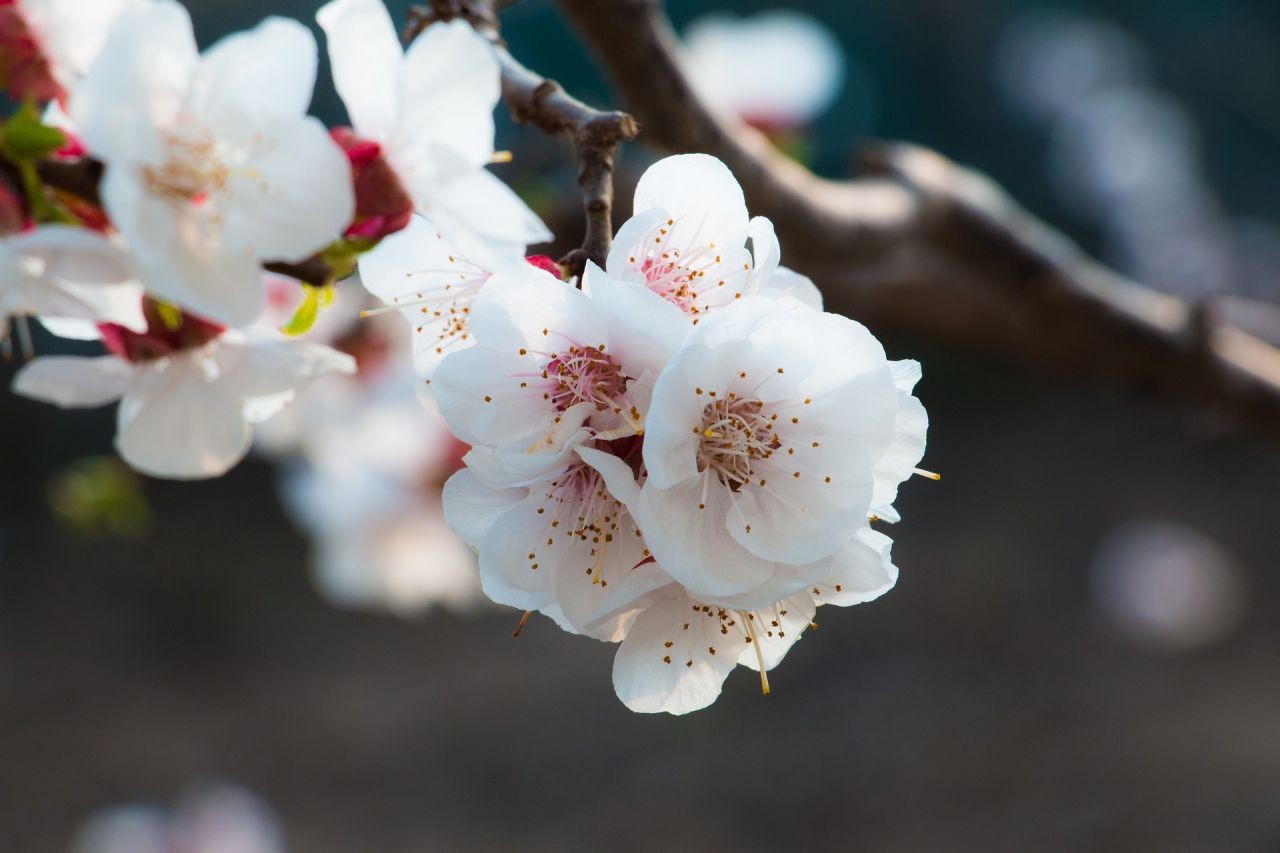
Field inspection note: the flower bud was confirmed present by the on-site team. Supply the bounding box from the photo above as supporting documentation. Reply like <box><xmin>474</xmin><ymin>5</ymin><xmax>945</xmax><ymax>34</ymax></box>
<box><xmin>330</xmin><ymin>126</ymin><xmax>414</xmax><ymax>242</ymax></box>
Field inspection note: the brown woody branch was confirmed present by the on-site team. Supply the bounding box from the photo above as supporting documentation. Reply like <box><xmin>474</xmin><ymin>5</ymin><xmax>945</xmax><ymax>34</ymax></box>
<box><xmin>553</xmin><ymin>0</ymin><xmax>1280</xmax><ymax>440</ymax></box>
<box><xmin>407</xmin><ymin>0</ymin><xmax>638</xmax><ymax>276</ymax></box>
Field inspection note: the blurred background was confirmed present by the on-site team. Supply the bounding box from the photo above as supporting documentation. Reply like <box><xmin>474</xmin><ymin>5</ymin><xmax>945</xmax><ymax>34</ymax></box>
<box><xmin>4</xmin><ymin>0</ymin><xmax>1280</xmax><ymax>850</ymax></box>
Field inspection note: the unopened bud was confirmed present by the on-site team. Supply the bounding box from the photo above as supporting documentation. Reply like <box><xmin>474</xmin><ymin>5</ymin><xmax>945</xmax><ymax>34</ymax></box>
<box><xmin>330</xmin><ymin>126</ymin><xmax>414</xmax><ymax>243</ymax></box>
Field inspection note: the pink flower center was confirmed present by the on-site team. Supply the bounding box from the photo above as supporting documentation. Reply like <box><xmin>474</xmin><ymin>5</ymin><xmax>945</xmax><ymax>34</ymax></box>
<box><xmin>697</xmin><ymin>395</ymin><xmax>780</xmax><ymax>491</ymax></box>
<box><xmin>543</xmin><ymin>344</ymin><xmax>629</xmax><ymax>413</ymax></box>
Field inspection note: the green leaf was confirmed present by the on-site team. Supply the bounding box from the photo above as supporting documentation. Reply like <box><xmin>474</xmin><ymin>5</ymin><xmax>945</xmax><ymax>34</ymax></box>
<box><xmin>2</xmin><ymin>101</ymin><xmax>67</xmax><ymax>161</ymax></box>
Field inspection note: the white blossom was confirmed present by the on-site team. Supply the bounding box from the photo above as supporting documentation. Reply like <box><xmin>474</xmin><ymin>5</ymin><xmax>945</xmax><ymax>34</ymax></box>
<box><xmin>683</xmin><ymin>10</ymin><xmax>845</xmax><ymax>129</ymax></box>
<box><xmin>432</xmin><ymin>263</ymin><xmax>685</xmax><ymax>486</ymax></box>
<box><xmin>605</xmin><ymin>154</ymin><xmax>822</xmax><ymax>319</ymax></box>
<box><xmin>280</xmin><ymin>366</ymin><xmax>482</xmax><ymax>615</ymax></box>
<box><xmin>318</xmin><ymin>0</ymin><xmax>550</xmax><ymax>267</ymax></box>
<box><xmin>14</xmin><ymin>311</ymin><xmax>355</xmax><ymax>479</ymax></box>
<box><xmin>69</xmin><ymin>0</ymin><xmax>354</xmax><ymax>326</ymax></box>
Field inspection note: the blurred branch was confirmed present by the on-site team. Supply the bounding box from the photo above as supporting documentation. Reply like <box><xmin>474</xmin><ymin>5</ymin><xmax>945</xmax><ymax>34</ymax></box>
<box><xmin>407</xmin><ymin>0</ymin><xmax>639</xmax><ymax>276</ymax></box>
<box><xmin>553</xmin><ymin>0</ymin><xmax>1280</xmax><ymax>439</ymax></box>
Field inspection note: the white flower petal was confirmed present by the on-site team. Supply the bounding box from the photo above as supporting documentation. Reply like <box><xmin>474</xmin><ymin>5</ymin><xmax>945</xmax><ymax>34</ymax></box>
<box><xmin>870</xmin><ymin>360</ymin><xmax>929</xmax><ymax>520</ymax></box>
<box><xmin>394</xmin><ymin>20</ymin><xmax>500</xmax><ymax>170</ymax></box>
<box><xmin>632</xmin><ymin>153</ymin><xmax>750</xmax><ymax>252</ymax></box>
<box><xmin>733</xmin><ymin>592</ymin><xmax>816</xmax><ymax>672</ymax></box>
<box><xmin>442</xmin><ymin>467</ymin><xmax>524</xmax><ymax>549</ymax></box>
<box><xmin>816</xmin><ymin>527</ymin><xmax>898</xmax><ymax>607</ymax></box>
<box><xmin>746</xmin><ymin>215</ymin><xmax>780</xmax><ymax>292</ymax></box>
<box><xmin>317</xmin><ymin>0</ymin><xmax>404</xmax><ymax>140</ymax></box>
<box><xmin>637</xmin><ymin>474</ymin><xmax>776</xmax><ymax>597</ymax></box>
<box><xmin>213</xmin><ymin>329</ymin><xmax>356</xmax><ymax>417</ymax></box>
<box><xmin>457</xmin><ymin>405</ymin><xmax>593</xmax><ymax>489</ymax></box>
<box><xmin>101</xmin><ymin>168</ymin><xmax>266</xmax><ymax>327</ymax></box>
<box><xmin>70</xmin><ymin>0</ymin><xmax>196</xmax><ymax>161</ymax></box>
<box><xmin>759</xmin><ymin>266</ymin><xmax>824</xmax><ymax>310</ymax></box>
<box><xmin>611</xmin><ymin>588</ymin><xmax>739</xmax><ymax>715</ymax></box>
<box><xmin>12</xmin><ymin>355</ymin><xmax>132</xmax><ymax>407</ymax></box>
<box><xmin>412</xmin><ymin>168</ymin><xmax>552</xmax><ymax>268</ymax></box>
<box><xmin>475</xmin><ymin>488</ymin><xmax>563</xmax><ymax>611</ymax></box>
<box><xmin>115</xmin><ymin>356</ymin><xmax>253</xmax><ymax>479</ymax></box>
<box><xmin>581</xmin><ymin>261</ymin><xmax>689</xmax><ymax>377</ymax></box>
<box><xmin>196</xmin><ymin>17</ymin><xmax>318</xmax><ymax>126</ymax></box>
<box><xmin>23</xmin><ymin>0</ymin><xmax>138</xmax><ymax>87</ymax></box>
<box><xmin>220</xmin><ymin>116</ymin><xmax>354</xmax><ymax>262</ymax></box>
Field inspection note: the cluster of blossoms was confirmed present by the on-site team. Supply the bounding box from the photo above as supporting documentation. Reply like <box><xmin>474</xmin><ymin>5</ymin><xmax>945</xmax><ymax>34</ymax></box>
<box><xmin>1</xmin><ymin>0</ymin><xmax>544</xmax><ymax>478</ymax></box>
<box><xmin>380</xmin><ymin>154</ymin><xmax>932</xmax><ymax>714</ymax></box>
<box><xmin>0</xmin><ymin>0</ymin><xmax>930</xmax><ymax>713</ymax></box>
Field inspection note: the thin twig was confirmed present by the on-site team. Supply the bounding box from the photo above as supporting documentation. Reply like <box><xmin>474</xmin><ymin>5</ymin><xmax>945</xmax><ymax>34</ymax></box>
<box><xmin>408</xmin><ymin>0</ymin><xmax>638</xmax><ymax>276</ymax></box>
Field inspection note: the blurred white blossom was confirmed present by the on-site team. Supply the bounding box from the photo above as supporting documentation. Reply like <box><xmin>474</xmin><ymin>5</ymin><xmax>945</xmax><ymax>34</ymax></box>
<box><xmin>682</xmin><ymin>10</ymin><xmax>845</xmax><ymax>130</ymax></box>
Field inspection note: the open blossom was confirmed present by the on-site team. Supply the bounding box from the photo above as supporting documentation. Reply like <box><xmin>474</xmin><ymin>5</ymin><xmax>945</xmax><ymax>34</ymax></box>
<box><xmin>683</xmin><ymin>10</ymin><xmax>845</xmax><ymax>131</ymax></box>
<box><xmin>637</xmin><ymin>295</ymin><xmax>911</xmax><ymax>597</ymax></box>
<box><xmin>69</xmin><ymin>0</ymin><xmax>354</xmax><ymax>326</ymax></box>
<box><xmin>280</xmin><ymin>366</ymin><xmax>482</xmax><ymax>615</ymax></box>
<box><xmin>13</xmin><ymin>298</ymin><xmax>354</xmax><ymax>479</ymax></box>
<box><xmin>432</xmin><ymin>263</ymin><xmax>685</xmax><ymax>486</ymax></box>
<box><xmin>0</xmin><ymin>224</ymin><xmax>144</xmax><ymax>337</ymax></box>
<box><xmin>605</xmin><ymin>154</ymin><xmax>822</xmax><ymax>319</ymax></box>
<box><xmin>356</xmin><ymin>214</ymin><xmax>498</xmax><ymax>383</ymax></box>
<box><xmin>582</xmin><ymin>294</ymin><xmax>929</xmax><ymax>714</ymax></box>
<box><xmin>318</xmin><ymin>0</ymin><xmax>550</xmax><ymax>266</ymax></box>
<box><xmin>0</xmin><ymin>0</ymin><xmax>136</xmax><ymax>102</ymax></box>
<box><xmin>434</xmin><ymin>267</ymin><xmax>688</xmax><ymax>634</ymax></box>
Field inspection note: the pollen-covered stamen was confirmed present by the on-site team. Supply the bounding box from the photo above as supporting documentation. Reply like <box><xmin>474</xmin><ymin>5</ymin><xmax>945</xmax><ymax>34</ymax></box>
<box><xmin>531</xmin><ymin>460</ymin><xmax>638</xmax><ymax>588</ymax></box>
<box><xmin>696</xmin><ymin>395</ymin><xmax>781</xmax><ymax>490</ymax></box>
<box><xmin>627</xmin><ymin>216</ymin><xmax>750</xmax><ymax>315</ymax></box>
<box><xmin>362</xmin><ymin>267</ymin><xmax>491</xmax><ymax>357</ymax></box>
<box><xmin>542</xmin><ymin>344</ymin><xmax>630</xmax><ymax>414</ymax></box>
<box><xmin>141</xmin><ymin>124</ymin><xmax>234</xmax><ymax>205</ymax></box>
<box><xmin>661</xmin><ymin>601</ymin><xmax>799</xmax><ymax>695</ymax></box>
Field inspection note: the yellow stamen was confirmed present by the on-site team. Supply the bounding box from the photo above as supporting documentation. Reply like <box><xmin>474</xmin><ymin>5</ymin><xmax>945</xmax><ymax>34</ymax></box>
<box><xmin>512</xmin><ymin>610</ymin><xmax>532</xmax><ymax>637</ymax></box>
<box><xmin>912</xmin><ymin>467</ymin><xmax>941</xmax><ymax>481</ymax></box>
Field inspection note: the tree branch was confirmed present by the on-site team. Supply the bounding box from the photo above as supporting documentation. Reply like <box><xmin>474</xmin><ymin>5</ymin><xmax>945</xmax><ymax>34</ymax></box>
<box><xmin>407</xmin><ymin>1</ymin><xmax>638</xmax><ymax>275</ymax></box>
<box><xmin>553</xmin><ymin>0</ymin><xmax>1280</xmax><ymax>440</ymax></box>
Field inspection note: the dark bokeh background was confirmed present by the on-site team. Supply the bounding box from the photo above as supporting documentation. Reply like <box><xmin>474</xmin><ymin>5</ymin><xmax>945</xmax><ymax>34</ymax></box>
<box><xmin>3</xmin><ymin>1</ymin><xmax>1280</xmax><ymax>851</ymax></box>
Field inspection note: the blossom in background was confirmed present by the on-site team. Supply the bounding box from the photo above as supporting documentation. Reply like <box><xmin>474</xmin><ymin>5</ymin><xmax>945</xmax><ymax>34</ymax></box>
<box><xmin>69</xmin><ymin>0</ymin><xmax>353</xmax><ymax>326</ymax></box>
<box><xmin>318</xmin><ymin>0</ymin><xmax>550</xmax><ymax>266</ymax></box>
<box><xmin>13</xmin><ymin>298</ymin><xmax>354</xmax><ymax>478</ymax></box>
<box><xmin>605</xmin><ymin>154</ymin><xmax>822</xmax><ymax>320</ymax></box>
<box><xmin>73</xmin><ymin>782</ymin><xmax>285</xmax><ymax>853</ymax></box>
<box><xmin>682</xmin><ymin>10</ymin><xmax>845</xmax><ymax>131</ymax></box>
<box><xmin>280</xmin><ymin>366</ymin><xmax>482</xmax><ymax>615</ymax></box>
<box><xmin>0</xmin><ymin>224</ymin><xmax>144</xmax><ymax>338</ymax></box>
<box><xmin>0</xmin><ymin>0</ymin><xmax>136</xmax><ymax>102</ymax></box>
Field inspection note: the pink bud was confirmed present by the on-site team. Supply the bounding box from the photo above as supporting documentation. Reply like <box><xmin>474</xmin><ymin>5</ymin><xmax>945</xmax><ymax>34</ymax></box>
<box><xmin>524</xmin><ymin>255</ymin><xmax>564</xmax><ymax>280</ymax></box>
<box><xmin>330</xmin><ymin>126</ymin><xmax>414</xmax><ymax>243</ymax></box>
<box><xmin>0</xmin><ymin>6</ymin><xmax>61</xmax><ymax>103</ymax></box>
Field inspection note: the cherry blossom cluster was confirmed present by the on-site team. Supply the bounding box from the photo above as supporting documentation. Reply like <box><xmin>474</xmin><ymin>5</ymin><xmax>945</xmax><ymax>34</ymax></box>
<box><xmin>0</xmin><ymin>0</ymin><xmax>546</xmax><ymax>478</ymax></box>
<box><xmin>0</xmin><ymin>0</ymin><xmax>931</xmax><ymax>714</ymax></box>
<box><xmin>362</xmin><ymin>154</ymin><xmax>932</xmax><ymax>714</ymax></box>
